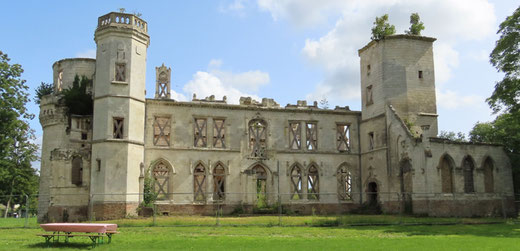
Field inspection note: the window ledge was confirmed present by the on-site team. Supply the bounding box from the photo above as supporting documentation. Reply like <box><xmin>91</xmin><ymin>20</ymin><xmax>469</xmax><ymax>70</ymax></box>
<box><xmin>111</xmin><ymin>80</ymin><xmax>128</xmax><ymax>85</ymax></box>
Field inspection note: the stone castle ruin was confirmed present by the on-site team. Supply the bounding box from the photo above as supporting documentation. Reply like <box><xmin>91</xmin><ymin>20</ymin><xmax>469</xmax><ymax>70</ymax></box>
<box><xmin>38</xmin><ymin>12</ymin><xmax>516</xmax><ymax>221</ymax></box>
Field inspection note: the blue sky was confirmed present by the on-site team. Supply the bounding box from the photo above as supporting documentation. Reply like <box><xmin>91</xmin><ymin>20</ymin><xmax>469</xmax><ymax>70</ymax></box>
<box><xmin>1</xmin><ymin>1</ymin><xmax>518</xmax><ymax>170</ymax></box>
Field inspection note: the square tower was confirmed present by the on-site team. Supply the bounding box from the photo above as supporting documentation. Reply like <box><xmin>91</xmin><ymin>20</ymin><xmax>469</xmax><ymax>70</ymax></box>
<box><xmin>359</xmin><ymin>35</ymin><xmax>438</xmax><ymax>137</ymax></box>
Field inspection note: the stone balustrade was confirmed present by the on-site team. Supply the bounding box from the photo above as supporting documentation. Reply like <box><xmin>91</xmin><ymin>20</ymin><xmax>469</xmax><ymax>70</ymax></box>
<box><xmin>97</xmin><ymin>12</ymin><xmax>147</xmax><ymax>33</ymax></box>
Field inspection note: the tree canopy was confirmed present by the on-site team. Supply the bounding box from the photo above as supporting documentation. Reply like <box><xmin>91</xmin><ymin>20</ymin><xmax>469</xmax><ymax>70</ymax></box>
<box><xmin>0</xmin><ymin>51</ymin><xmax>39</xmax><ymax>216</ymax></box>
<box><xmin>371</xmin><ymin>14</ymin><xmax>396</xmax><ymax>40</ymax></box>
<box><xmin>60</xmin><ymin>75</ymin><xmax>93</xmax><ymax>115</ymax></box>
<box><xmin>487</xmin><ymin>6</ymin><xmax>520</xmax><ymax>113</ymax></box>
<box><xmin>405</xmin><ymin>13</ymin><xmax>425</xmax><ymax>35</ymax></box>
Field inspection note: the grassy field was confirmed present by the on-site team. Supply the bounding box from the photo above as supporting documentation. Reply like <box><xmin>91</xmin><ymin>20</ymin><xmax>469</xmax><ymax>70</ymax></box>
<box><xmin>1</xmin><ymin>216</ymin><xmax>520</xmax><ymax>250</ymax></box>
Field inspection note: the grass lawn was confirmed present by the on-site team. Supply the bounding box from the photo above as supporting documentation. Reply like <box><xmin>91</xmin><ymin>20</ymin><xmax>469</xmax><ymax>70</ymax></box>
<box><xmin>1</xmin><ymin>216</ymin><xmax>519</xmax><ymax>250</ymax></box>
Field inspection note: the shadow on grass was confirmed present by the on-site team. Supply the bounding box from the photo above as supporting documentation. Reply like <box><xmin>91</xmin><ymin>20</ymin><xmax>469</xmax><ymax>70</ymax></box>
<box><xmin>352</xmin><ymin>223</ymin><xmax>520</xmax><ymax>238</ymax></box>
<box><xmin>28</xmin><ymin>242</ymin><xmax>94</xmax><ymax>249</ymax></box>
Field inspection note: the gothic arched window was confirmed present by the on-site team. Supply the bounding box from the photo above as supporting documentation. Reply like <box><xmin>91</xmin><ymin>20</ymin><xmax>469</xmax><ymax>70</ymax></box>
<box><xmin>463</xmin><ymin>156</ymin><xmax>475</xmax><ymax>193</ymax></box>
<box><xmin>153</xmin><ymin>161</ymin><xmax>170</xmax><ymax>200</ymax></box>
<box><xmin>307</xmin><ymin>164</ymin><xmax>319</xmax><ymax>200</ymax></box>
<box><xmin>483</xmin><ymin>157</ymin><xmax>494</xmax><ymax>193</ymax></box>
<box><xmin>337</xmin><ymin>164</ymin><xmax>352</xmax><ymax>200</ymax></box>
<box><xmin>439</xmin><ymin>155</ymin><xmax>454</xmax><ymax>193</ymax></box>
<box><xmin>290</xmin><ymin>164</ymin><xmax>303</xmax><ymax>200</ymax></box>
<box><xmin>194</xmin><ymin>163</ymin><xmax>206</xmax><ymax>202</ymax></box>
<box><xmin>213</xmin><ymin>163</ymin><xmax>226</xmax><ymax>201</ymax></box>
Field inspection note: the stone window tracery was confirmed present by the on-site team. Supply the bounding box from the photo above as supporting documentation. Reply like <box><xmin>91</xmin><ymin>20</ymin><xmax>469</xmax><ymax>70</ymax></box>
<box><xmin>307</xmin><ymin>165</ymin><xmax>319</xmax><ymax>200</ymax></box>
<box><xmin>213</xmin><ymin>163</ymin><xmax>226</xmax><ymax>201</ymax></box>
<box><xmin>194</xmin><ymin>118</ymin><xmax>207</xmax><ymax>147</ymax></box>
<box><xmin>289</xmin><ymin>122</ymin><xmax>301</xmax><ymax>150</ymax></box>
<box><xmin>213</xmin><ymin>119</ymin><xmax>226</xmax><ymax>148</ymax></box>
<box><xmin>305</xmin><ymin>122</ymin><xmax>317</xmax><ymax>151</ymax></box>
<box><xmin>249</xmin><ymin>119</ymin><xmax>267</xmax><ymax>158</ymax></box>
<box><xmin>336</xmin><ymin>124</ymin><xmax>350</xmax><ymax>152</ymax></box>
<box><xmin>194</xmin><ymin>163</ymin><xmax>206</xmax><ymax>202</ymax></box>
<box><xmin>337</xmin><ymin>165</ymin><xmax>352</xmax><ymax>200</ymax></box>
<box><xmin>290</xmin><ymin>165</ymin><xmax>303</xmax><ymax>200</ymax></box>
<box><xmin>153</xmin><ymin>116</ymin><xmax>171</xmax><ymax>146</ymax></box>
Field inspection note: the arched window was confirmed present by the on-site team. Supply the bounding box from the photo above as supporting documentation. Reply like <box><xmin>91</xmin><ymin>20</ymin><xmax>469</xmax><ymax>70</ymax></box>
<box><xmin>71</xmin><ymin>156</ymin><xmax>83</xmax><ymax>186</ymax></box>
<box><xmin>213</xmin><ymin>163</ymin><xmax>226</xmax><ymax>201</ymax></box>
<box><xmin>337</xmin><ymin>164</ymin><xmax>352</xmax><ymax>201</ymax></box>
<box><xmin>153</xmin><ymin>161</ymin><xmax>170</xmax><ymax>200</ymax></box>
<box><xmin>252</xmin><ymin>165</ymin><xmax>268</xmax><ymax>208</ymax></box>
<box><xmin>463</xmin><ymin>156</ymin><xmax>475</xmax><ymax>193</ymax></box>
<box><xmin>290</xmin><ymin>164</ymin><xmax>303</xmax><ymax>200</ymax></box>
<box><xmin>483</xmin><ymin>157</ymin><xmax>494</xmax><ymax>193</ymax></box>
<box><xmin>307</xmin><ymin>165</ymin><xmax>319</xmax><ymax>200</ymax></box>
<box><xmin>194</xmin><ymin>163</ymin><xmax>206</xmax><ymax>202</ymax></box>
<box><xmin>439</xmin><ymin>155</ymin><xmax>454</xmax><ymax>193</ymax></box>
<box><xmin>249</xmin><ymin>119</ymin><xmax>267</xmax><ymax>158</ymax></box>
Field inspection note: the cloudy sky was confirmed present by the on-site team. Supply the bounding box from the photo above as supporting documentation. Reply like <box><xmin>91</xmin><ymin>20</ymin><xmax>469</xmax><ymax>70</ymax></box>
<box><xmin>1</xmin><ymin>1</ymin><xmax>517</xmax><ymax>170</ymax></box>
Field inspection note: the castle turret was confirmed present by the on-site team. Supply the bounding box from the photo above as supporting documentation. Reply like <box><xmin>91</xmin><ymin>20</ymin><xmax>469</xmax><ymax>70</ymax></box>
<box><xmin>91</xmin><ymin>12</ymin><xmax>149</xmax><ymax>218</ymax></box>
<box><xmin>358</xmin><ymin>35</ymin><xmax>438</xmax><ymax>137</ymax></box>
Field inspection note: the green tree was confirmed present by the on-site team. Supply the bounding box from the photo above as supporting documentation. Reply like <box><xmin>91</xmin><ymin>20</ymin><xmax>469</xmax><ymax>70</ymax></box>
<box><xmin>60</xmin><ymin>75</ymin><xmax>93</xmax><ymax>115</ymax></box>
<box><xmin>405</xmin><ymin>13</ymin><xmax>425</xmax><ymax>35</ymax></box>
<box><xmin>0</xmin><ymin>51</ymin><xmax>39</xmax><ymax>217</ymax></box>
<box><xmin>487</xmin><ymin>6</ymin><xmax>520</xmax><ymax>113</ymax></box>
<box><xmin>438</xmin><ymin>131</ymin><xmax>467</xmax><ymax>142</ymax></box>
<box><xmin>371</xmin><ymin>14</ymin><xmax>396</xmax><ymax>41</ymax></box>
<box><xmin>34</xmin><ymin>82</ymin><xmax>53</xmax><ymax>104</ymax></box>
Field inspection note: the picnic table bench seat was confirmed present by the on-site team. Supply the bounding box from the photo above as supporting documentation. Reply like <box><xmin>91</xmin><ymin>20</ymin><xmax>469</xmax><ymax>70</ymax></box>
<box><xmin>38</xmin><ymin>223</ymin><xmax>118</xmax><ymax>247</ymax></box>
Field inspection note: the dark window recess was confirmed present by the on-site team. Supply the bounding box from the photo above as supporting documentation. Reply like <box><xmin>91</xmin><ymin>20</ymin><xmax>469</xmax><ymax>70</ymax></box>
<box><xmin>418</xmin><ymin>71</ymin><xmax>423</xmax><ymax>79</ymax></box>
<box><xmin>81</xmin><ymin>133</ymin><xmax>88</xmax><ymax>140</ymax></box>
<box><xmin>368</xmin><ymin>132</ymin><xmax>375</xmax><ymax>150</ymax></box>
<box><xmin>113</xmin><ymin>118</ymin><xmax>124</xmax><ymax>139</ymax></box>
<box><xmin>71</xmin><ymin>156</ymin><xmax>83</xmax><ymax>186</ymax></box>
<box><xmin>367</xmin><ymin>64</ymin><xmax>371</xmax><ymax>76</ymax></box>
<box><xmin>96</xmin><ymin>159</ymin><xmax>101</xmax><ymax>172</ymax></box>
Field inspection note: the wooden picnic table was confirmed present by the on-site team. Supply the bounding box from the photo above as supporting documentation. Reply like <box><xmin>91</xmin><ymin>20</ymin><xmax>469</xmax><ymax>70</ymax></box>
<box><xmin>38</xmin><ymin>223</ymin><xmax>119</xmax><ymax>247</ymax></box>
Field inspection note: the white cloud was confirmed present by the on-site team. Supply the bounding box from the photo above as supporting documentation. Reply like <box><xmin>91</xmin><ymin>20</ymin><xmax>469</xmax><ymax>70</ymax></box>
<box><xmin>258</xmin><ymin>0</ymin><xmax>496</xmax><ymax>103</ymax></box>
<box><xmin>182</xmin><ymin>59</ymin><xmax>269</xmax><ymax>104</ymax></box>
<box><xmin>170</xmin><ymin>90</ymin><xmax>187</xmax><ymax>101</ymax></box>
<box><xmin>469</xmin><ymin>49</ymin><xmax>490</xmax><ymax>62</ymax></box>
<box><xmin>436</xmin><ymin>90</ymin><xmax>483</xmax><ymax>110</ymax></box>
<box><xmin>75</xmin><ymin>49</ymin><xmax>96</xmax><ymax>58</ymax></box>
<box><xmin>219</xmin><ymin>0</ymin><xmax>248</xmax><ymax>16</ymax></box>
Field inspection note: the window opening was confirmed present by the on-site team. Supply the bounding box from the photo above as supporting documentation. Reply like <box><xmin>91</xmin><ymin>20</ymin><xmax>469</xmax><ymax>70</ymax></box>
<box><xmin>71</xmin><ymin>156</ymin><xmax>83</xmax><ymax>186</ymax></box>
<box><xmin>366</xmin><ymin>85</ymin><xmax>373</xmax><ymax>105</ymax></box>
<box><xmin>290</xmin><ymin>165</ymin><xmax>302</xmax><ymax>200</ymax></box>
<box><xmin>194</xmin><ymin>118</ymin><xmax>207</xmax><ymax>147</ymax></box>
<box><xmin>253</xmin><ymin>165</ymin><xmax>267</xmax><ymax>208</ymax></box>
<box><xmin>368</xmin><ymin>132</ymin><xmax>374</xmax><ymax>150</ymax></box>
<box><xmin>153</xmin><ymin>161</ymin><xmax>170</xmax><ymax>200</ymax></box>
<box><xmin>463</xmin><ymin>157</ymin><xmax>475</xmax><ymax>193</ymax></box>
<box><xmin>153</xmin><ymin>116</ymin><xmax>171</xmax><ymax>146</ymax></box>
<box><xmin>194</xmin><ymin>163</ymin><xmax>206</xmax><ymax>202</ymax></box>
<box><xmin>213</xmin><ymin>163</ymin><xmax>226</xmax><ymax>201</ymax></box>
<box><xmin>307</xmin><ymin>165</ymin><xmax>319</xmax><ymax>200</ymax></box>
<box><xmin>336</xmin><ymin>124</ymin><xmax>350</xmax><ymax>152</ymax></box>
<box><xmin>306</xmin><ymin>122</ymin><xmax>317</xmax><ymax>151</ymax></box>
<box><xmin>337</xmin><ymin>165</ymin><xmax>352</xmax><ymax>200</ymax></box>
<box><xmin>113</xmin><ymin>117</ymin><xmax>124</xmax><ymax>139</ymax></box>
<box><xmin>115</xmin><ymin>63</ymin><xmax>126</xmax><ymax>82</ymax></box>
<box><xmin>289</xmin><ymin>122</ymin><xmax>301</xmax><ymax>150</ymax></box>
<box><xmin>213</xmin><ymin>119</ymin><xmax>226</xmax><ymax>148</ymax></box>
<box><xmin>249</xmin><ymin>119</ymin><xmax>267</xmax><ymax>158</ymax></box>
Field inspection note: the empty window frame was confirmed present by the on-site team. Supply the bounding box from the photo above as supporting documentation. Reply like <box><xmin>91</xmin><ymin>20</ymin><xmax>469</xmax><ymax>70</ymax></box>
<box><xmin>307</xmin><ymin>165</ymin><xmax>319</xmax><ymax>200</ymax></box>
<box><xmin>213</xmin><ymin>163</ymin><xmax>226</xmax><ymax>201</ymax></box>
<box><xmin>115</xmin><ymin>63</ymin><xmax>126</xmax><ymax>82</ymax></box>
<box><xmin>249</xmin><ymin>119</ymin><xmax>267</xmax><ymax>158</ymax></box>
<box><xmin>57</xmin><ymin>70</ymin><xmax>63</xmax><ymax>92</ymax></box>
<box><xmin>113</xmin><ymin>117</ymin><xmax>124</xmax><ymax>139</ymax></box>
<box><xmin>367</xmin><ymin>64</ymin><xmax>371</xmax><ymax>76</ymax></box>
<box><xmin>290</xmin><ymin>165</ymin><xmax>303</xmax><ymax>200</ymax></box>
<box><xmin>483</xmin><ymin>158</ymin><xmax>494</xmax><ymax>193</ymax></box>
<box><xmin>366</xmin><ymin>85</ymin><xmax>373</xmax><ymax>105</ymax></box>
<box><xmin>153</xmin><ymin>116</ymin><xmax>171</xmax><ymax>146</ymax></box>
<box><xmin>194</xmin><ymin>118</ymin><xmax>207</xmax><ymax>147</ymax></box>
<box><xmin>213</xmin><ymin>119</ymin><xmax>226</xmax><ymax>148</ymax></box>
<box><xmin>418</xmin><ymin>70</ymin><xmax>423</xmax><ymax>79</ymax></box>
<box><xmin>337</xmin><ymin>165</ymin><xmax>352</xmax><ymax>200</ymax></box>
<box><xmin>194</xmin><ymin>163</ymin><xmax>206</xmax><ymax>202</ymax></box>
<box><xmin>153</xmin><ymin>161</ymin><xmax>170</xmax><ymax>200</ymax></box>
<box><xmin>336</xmin><ymin>124</ymin><xmax>350</xmax><ymax>152</ymax></box>
<box><xmin>368</xmin><ymin>132</ymin><xmax>374</xmax><ymax>150</ymax></box>
<box><xmin>463</xmin><ymin>157</ymin><xmax>475</xmax><ymax>193</ymax></box>
<box><xmin>305</xmin><ymin>122</ymin><xmax>317</xmax><ymax>151</ymax></box>
<box><xmin>71</xmin><ymin>156</ymin><xmax>83</xmax><ymax>186</ymax></box>
<box><xmin>289</xmin><ymin>121</ymin><xmax>302</xmax><ymax>150</ymax></box>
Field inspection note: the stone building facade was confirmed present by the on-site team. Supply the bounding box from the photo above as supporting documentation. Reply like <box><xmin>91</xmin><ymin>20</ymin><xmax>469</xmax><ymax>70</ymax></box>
<box><xmin>38</xmin><ymin>12</ymin><xmax>516</xmax><ymax>221</ymax></box>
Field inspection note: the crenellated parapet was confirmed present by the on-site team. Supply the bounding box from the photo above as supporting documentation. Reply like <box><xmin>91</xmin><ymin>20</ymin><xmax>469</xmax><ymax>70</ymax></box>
<box><xmin>39</xmin><ymin>94</ymin><xmax>67</xmax><ymax>128</ymax></box>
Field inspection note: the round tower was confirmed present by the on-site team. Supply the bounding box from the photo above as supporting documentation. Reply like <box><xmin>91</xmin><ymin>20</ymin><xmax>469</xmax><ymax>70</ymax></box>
<box><xmin>90</xmin><ymin>12</ymin><xmax>150</xmax><ymax>219</ymax></box>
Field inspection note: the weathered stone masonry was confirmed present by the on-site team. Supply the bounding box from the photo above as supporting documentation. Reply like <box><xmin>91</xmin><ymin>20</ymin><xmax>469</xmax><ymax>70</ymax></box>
<box><xmin>37</xmin><ymin>12</ymin><xmax>515</xmax><ymax>222</ymax></box>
